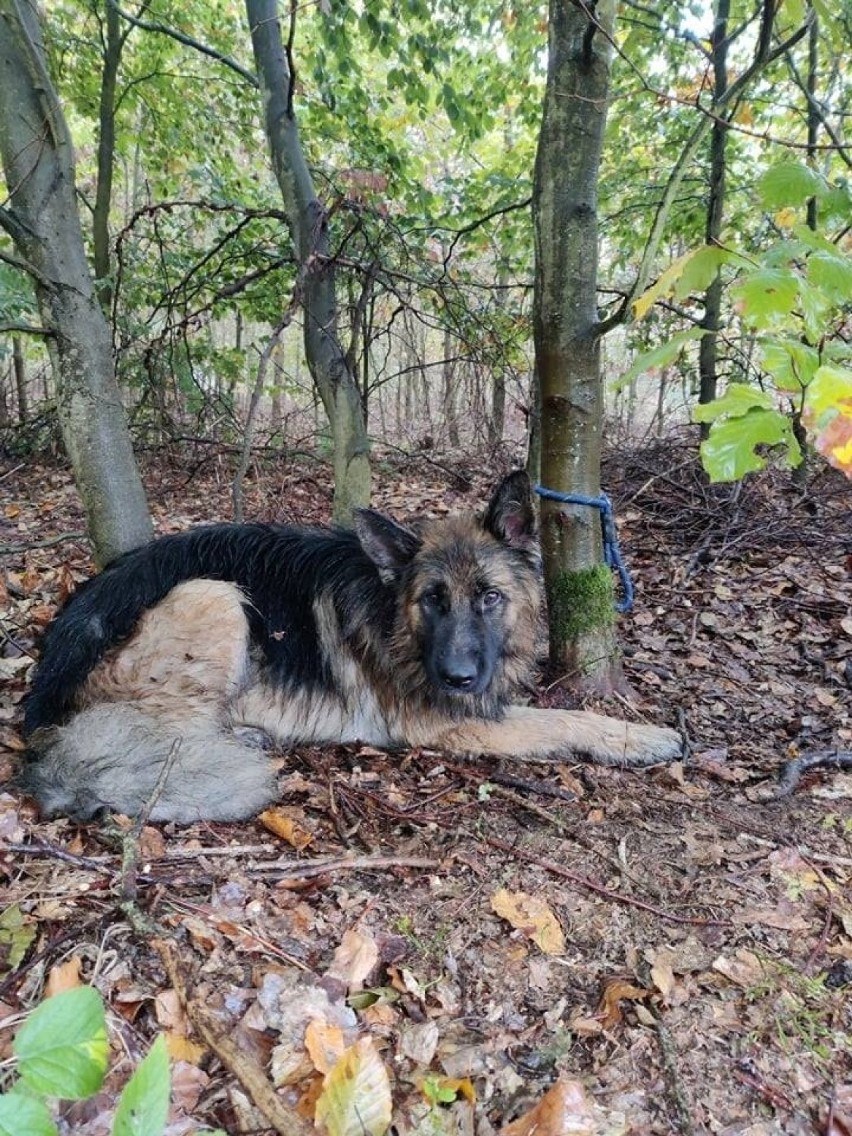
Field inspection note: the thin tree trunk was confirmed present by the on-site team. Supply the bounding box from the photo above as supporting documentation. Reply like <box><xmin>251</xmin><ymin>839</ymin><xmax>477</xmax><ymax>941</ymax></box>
<box><xmin>0</xmin><ymin>1</ymin><xmax>152</xmax><ymax>565</ymax></box>
<box><xmin>698</xmin><ymin>0</ymin><xmax>730</xmax><ymax>437</ymax></box>
<box><xmin>245</xmin><ymin>0</ymin><xmax>371</xmax><ymax>520</ymax></box>
<box><xmin>93</xmin><ymin>1</ymin><xmax>128</xmax><ymax>314</ymax></box>
<box><xmin>12</xmin><ymin>334</ymin><xmax>27</xmax><ymax>423</ymax></box>
<box><xmin>533</xmin><ymin>0</ymin><xmax>619</xmax><ymax>686</ymax></box>
<box><xmin>442</xmin><ymin>325</ymin><xmax>459</xmax><ymax>448</ymax></box>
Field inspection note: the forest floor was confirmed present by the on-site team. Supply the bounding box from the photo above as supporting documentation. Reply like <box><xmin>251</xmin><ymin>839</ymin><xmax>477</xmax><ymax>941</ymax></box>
<box><xmin>1</xmin><ymin>438</ymin><xmax>851</xmax><ymax>1136</ymax></box>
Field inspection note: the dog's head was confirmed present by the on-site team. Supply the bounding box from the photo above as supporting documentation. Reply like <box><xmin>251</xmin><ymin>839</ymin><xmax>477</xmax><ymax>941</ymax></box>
<box><xmin>354</xmin><ymin>471</ymin><xmax>541</xmax><ymax>715</ymax></box>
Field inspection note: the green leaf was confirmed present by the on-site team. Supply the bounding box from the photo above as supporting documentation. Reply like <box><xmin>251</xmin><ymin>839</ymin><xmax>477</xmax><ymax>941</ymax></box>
<box><xmin>700</xmin><ymin>408</ymin><xmax>801</xmax><ymax>481</ymax></box>
<box><xmin>807</xmin><ymin>249</ymin><xmax>852</xmax><ymax>303</ymax></box>
<box><xmin>0</xmin><ymin>1092</ymin><xmax>58</xmax><ymax>1136</ymax></box>
<box><xmin>759</xmin><ymin>162</ymin><xmax>822</xmax><ymax>210</ymax></box>
<box><xmin>760</xmin><ymin>339</ymin><xmax>819</xmax><ymax>392</ymax></box>
<box><xmin>0</xmin><ymin>904</ymin><xmax>37</xmax><ymax>973</ymax></box>
<box><xmin>615</xmin><ymin>328</ymin><xmax>705</xmax><ymax>389</ymax></box>
<box><xmin>113</xmin><ymin>1035</ymin><xmax>170</xmax><ymax>1136</ymax></box>
<box><xmin>732</xmin><ymin>269</ymin><xmax>799</xmax><ymax>327</ymax></box>
<box><xmin>673</xmin><ymin>245</ymin><xmax>729</xmax><ymax>300</ymax></box>
<box><xmin>13</xmin><ymin>987</ymin><xmax>108</xmax><ymax>1101</ymax></box>
<box><xmin>692</xmin><ymin>384</ymin><xmax>773</xmax><ymax>423</ymax></box>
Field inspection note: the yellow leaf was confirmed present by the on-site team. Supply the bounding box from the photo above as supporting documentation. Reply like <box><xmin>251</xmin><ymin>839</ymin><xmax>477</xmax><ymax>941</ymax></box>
<box><xmin>164</xmin><ymin>1033</ymin><xmax>206</xmax><ymax>1064</ymax></box>
<box><xmin>774</xmin><ymin>207</ymin><xmax>797</xmax><ymax>228</ymax></box>
<box><xmin>632</xmin><ymin>249</ymin><xmax>696</xmax><ymax>321</ymax></box>
<box><xmin>314</xmin><ymin>1038</ymin><xmax>392</xmax><ymax>1136</ymax></box>
<box><xmin>45</xmin><ymin>956</ymin><xmax>82</xmax><ymax>997</ymax></box>
<box><xmin>490</xmin><ymin>889</ymin><xmax>565</xmax><ymax>955</ymax></box>
<box><xmin>305</xmin><ymin>1020</ymin><xmax>346</xmax><ymax>1076</ymax></box>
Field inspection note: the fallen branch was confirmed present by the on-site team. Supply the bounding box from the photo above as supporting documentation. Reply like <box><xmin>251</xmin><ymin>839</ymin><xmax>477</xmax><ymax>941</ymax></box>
<box><xmin>774</xmin><ymin>750</ymin><xmax>852</xmax><ymax>798</ymax></box>
<box><xmin>155</xmin><ymin>937</ymin><xmax>314</xmax><ymax>1136</ymax></box>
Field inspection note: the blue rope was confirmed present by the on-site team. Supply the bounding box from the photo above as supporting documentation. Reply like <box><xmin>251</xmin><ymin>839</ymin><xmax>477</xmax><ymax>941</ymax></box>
<box><xmin>534</xmin><ymin>484</ymin><xmax>635</xmax><ymax>613</ymax></box>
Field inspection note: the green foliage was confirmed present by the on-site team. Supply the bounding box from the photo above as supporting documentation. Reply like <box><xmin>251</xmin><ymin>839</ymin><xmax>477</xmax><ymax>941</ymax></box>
<box><xmin>112</xmin><ymin>1036</ymin><xmax>170</xmax><ymax>1136</ymax></box>
<box><xmin>0</xmin><ymin>988</ymin><xmax>174</xmax><ymax>1136</ymax></box>
<box><xmin>13</xmin><ymin>986</ymin><xmax>109</xmax><ymax>1100</ymax></box>
<box><xmin>0</xmin><ymin>904</ymin><xmax>37</xmax><ymax>973</ymax></box>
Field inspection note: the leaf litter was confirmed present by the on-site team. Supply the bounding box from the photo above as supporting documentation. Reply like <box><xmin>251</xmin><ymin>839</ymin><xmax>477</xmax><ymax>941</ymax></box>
<box><xmin>1</xmin><ymin>439</ymin><xmax>850</xmax><ymax>1135</ymax></box>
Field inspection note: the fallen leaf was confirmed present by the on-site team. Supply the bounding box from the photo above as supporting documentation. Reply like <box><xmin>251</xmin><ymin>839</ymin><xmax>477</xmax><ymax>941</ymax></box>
<box><xmin>45</xmin><ymin>956</ymin><xmax>82</xmax><ymax>997</ymax></box>
<box><xmin>597</xmin><ymin>976</ymin><xmax>648</xmax><ymax>1029</ymax></box>
<box><xmin>325</xmin><ymin>928</ymin><xmax>379</xmax><ymax>992</ymax></box>
<box><xmin>314</xmin><ymin>1037</ymin><xmax>392</xmax><ymax>1136</ymax></box>
<box><xmin>259</xmin><ymin>807</ymin><xmax>314</xmax><ymax>849</ymax></box>
<box><xmin>503</xmin><ymin>1076</ymin><xmax>620</xmax><ymax>1136</ymax></box>
<box><xmin>305</xmin><ymin>1019</ymin><xmax>347</xmax><ymax>1075</ymax></box>
<box><xmin>491</xmin><ymin>889</ymin><xmax>565</xmax><ymax>955</ymax></box>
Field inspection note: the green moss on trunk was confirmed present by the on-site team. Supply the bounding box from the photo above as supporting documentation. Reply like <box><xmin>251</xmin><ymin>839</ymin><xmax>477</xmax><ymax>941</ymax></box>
<box><xmin>547</xmin><ymin>564</ymin><xmax>614</xmax><ymax>643</ymax></box>
<box><xmin>546</xmin><ymin>564</ymin><xmax>618</xmax><ymax>680</ymax></box>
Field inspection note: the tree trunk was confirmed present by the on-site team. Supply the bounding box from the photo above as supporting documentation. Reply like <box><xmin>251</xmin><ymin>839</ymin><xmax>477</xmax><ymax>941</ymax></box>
<box><xmin>532</xmin><ymin>0</ymin><xmax>618</xmax><ymax>686</ymax></box>
<box><xmin>12</xmin><ymin>334</ymin><xmax>27</xmax><ymax>423</ymax></box>
<box><xmin>245</xmin><ymin>0</ymin><xmax>371</xmax><ymax>521</ymax></box>
<box><xmin>93</xmin><ymin>1</ymin><xmax>127</xmax><ymax>314</ymax></box>
<box><xmin>442</xmin><ymin>325</ymin><xmax>460</xmax><ymax>448</ymax></box>
<box><xmin>697</xmin><ymin>0</ymin><xmax>730</xmax><ymax>436</ymax></box>
<box><xmin>0</xmin><ymin>1</ymin><xmax>152</xmax><ymax>565</ymax></box>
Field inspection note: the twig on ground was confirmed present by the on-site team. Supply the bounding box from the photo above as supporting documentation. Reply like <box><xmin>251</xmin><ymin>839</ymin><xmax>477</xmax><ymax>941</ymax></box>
<box><xmin>0</xmin><ymin>531</ymin><xmax>87</xmax><ymax>554</ymax></box>
<box><xmin>650</xmin><ymin>1007</ymin><xmax>694</xmax><ymax>1136</ymax></box>
<box><xmin>478</xmin><ymin>833</ymin><xmax>732</xmax><ymax>927</ymax></box>
<box><xmin>774</xmin><ymin>750</ymin><xmax>852</xmax><ymax>798</ymax></box>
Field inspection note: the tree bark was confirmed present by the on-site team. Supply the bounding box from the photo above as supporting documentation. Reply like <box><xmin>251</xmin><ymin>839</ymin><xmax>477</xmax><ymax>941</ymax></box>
<box><xmin>245</xmin><ymin>0</ymin><xmax>371</xmax><ymax>520</ymax></box>
<box><xmin>12</xmin><ymin>334</ymin><xmax>27</xmax><ymax>423</ymax></box>
<box><xmin>0</xmin><ymin>1</ymin><xmax>152</xmax><ymax>565</ymax></box>
<box><xmin>93</xmin><ymin>0</ymin><xmax>129</xmax><ymax>314</ymax></box>
<box><xmin>698</xmin><ymin>0</ymin><xmax>730</xmax><ymax>435</ymax></box>
<box><xmin>532</xmin><ymin>0</ymin><xmax>618</xmax><ymax>686</ymax></box>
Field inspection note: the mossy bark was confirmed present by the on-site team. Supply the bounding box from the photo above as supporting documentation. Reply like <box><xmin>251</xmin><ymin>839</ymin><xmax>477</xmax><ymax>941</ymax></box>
<box><xmin>532</xmin><ymin>0</ymin><xmax>621</xmax><ymax>687</ymax></box>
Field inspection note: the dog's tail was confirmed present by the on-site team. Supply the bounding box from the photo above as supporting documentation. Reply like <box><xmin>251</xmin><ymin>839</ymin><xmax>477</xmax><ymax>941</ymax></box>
<box><xmin>18</xmin><ymin>704</ymin><xmax>277</xmax><ymax>823</ymax></box>
<box><xmin>23</xmin><ymin>525</ymin><xmax>264</xmax><ymax>736</ymax></box>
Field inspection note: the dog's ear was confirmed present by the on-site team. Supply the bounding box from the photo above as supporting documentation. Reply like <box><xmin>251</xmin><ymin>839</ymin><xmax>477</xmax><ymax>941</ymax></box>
<box><xmin>354</xmin><ymin>509</ymin><xmax>422</xmax><ymax>582</ymax></box>
<box><xmin>483</xmin><ymin>470</ymin><xmax>537</xmax><ymax>549</ymax></box>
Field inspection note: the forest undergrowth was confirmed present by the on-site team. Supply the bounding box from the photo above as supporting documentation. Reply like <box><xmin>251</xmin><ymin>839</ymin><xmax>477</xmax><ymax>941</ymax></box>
<box><xmin>1</xmin><ymin>436</ymin><xmax>850</xmax><ymax>1136</ymax></box>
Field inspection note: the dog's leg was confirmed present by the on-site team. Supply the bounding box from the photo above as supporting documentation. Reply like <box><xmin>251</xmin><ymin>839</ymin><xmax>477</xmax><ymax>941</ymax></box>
<box><xmin>408</xmin><ymin>705</ymin><xmax>682</xmax><ymax>767</ymax></box>
<box><xmin>23</xmin><ymin>581</ymin><xmax>278</xmax><ymax>822</ymax></box>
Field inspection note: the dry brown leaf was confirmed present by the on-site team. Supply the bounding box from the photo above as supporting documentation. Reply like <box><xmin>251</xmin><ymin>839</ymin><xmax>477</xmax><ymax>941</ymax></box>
<box><xmin>597</xmin><ymin>976</ymin><xmax>648</xmax><ymax>1030</ymax></box>
<box><xmin>45</xmin><ymin>956</ymin><xmax>82</xmax><ymax>997</ymax></box>
<box><xmin>259</xmin><ymin>806</ymin><xmax>314</xmax><ymax>849</ymax></box>
<box><xmin>502</xmin><ymin>1077</ymin><xmax>599</xmax><ymax>1136</ymax></box>
<box><xmin>712</xmin><ymin>949</ymin><xmax>766</xmax><ymax>988</ymax></box>
<box><xmin>325</xmin><ymin>928</ymin><xmax>380</xmax><ymax>991</ymax></box>
<box><xmin>490</xmin><ymin>889</ymin><xmax>565</xmax><ymax>955</ymax></box>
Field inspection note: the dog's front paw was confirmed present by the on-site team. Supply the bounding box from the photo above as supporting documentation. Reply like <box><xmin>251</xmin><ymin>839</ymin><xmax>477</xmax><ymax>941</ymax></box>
<box><xmin>620</xmin><ymin>723</ymin><xmax>682</xmax><ymax>766</ymax></box>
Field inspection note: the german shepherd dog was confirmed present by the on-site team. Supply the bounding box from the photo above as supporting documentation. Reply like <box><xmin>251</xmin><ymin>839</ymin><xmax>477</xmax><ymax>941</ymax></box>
<box><xmin>19</xmin><ymin>472</ymin><xmax>680</xmax><ymax>823</ymax></box>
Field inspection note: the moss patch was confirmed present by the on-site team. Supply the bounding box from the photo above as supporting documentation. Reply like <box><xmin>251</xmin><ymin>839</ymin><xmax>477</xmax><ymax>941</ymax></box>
<box><xmin>546</xmin><ymin>563</ymin><xmax>615</xmax><ymax>647</ymax></box>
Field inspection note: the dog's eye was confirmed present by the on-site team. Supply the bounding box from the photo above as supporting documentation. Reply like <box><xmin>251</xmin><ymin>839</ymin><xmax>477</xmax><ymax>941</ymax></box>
<box><xmin>420</xmin><ymin>590</ymin><xmax>443</xmax><ymax>610</ymax></box>
<box><xmin>481</xmin><ymin>589</ymin><xmax>503</xmax><ymax>610</ymax></box>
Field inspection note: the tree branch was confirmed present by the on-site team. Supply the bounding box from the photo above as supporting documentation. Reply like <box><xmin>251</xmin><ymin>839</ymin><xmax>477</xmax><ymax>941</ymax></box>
<box><xmin>109</xmin><ymin>1</ymin><xmax>259</xmax><ymax>88</ymax></box>
<box><xmin>598</xmin><ymin>8</ymin><xmax>815</xmax><ymax>336</ymax></box>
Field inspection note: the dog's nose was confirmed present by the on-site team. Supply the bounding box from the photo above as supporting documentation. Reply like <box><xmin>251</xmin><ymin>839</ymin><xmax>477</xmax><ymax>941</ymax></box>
<box><xmin>439</xmin><ymin>661</ymin><xmax>478</xmax><ymax>689</ymax></box>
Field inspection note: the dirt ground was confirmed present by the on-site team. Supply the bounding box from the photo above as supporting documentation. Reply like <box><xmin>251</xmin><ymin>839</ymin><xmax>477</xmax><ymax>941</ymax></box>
<box><xmin>1</xmin><ymin>440</ymin><xmax>850</xmax><ymax>1136</ymax></box>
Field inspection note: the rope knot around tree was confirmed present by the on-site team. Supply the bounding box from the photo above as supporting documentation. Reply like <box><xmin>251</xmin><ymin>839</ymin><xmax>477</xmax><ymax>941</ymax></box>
<box><xmin>534</xmin><ymin>485</ymin><xmax>634</xmax><ymax>613</ymax></box>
